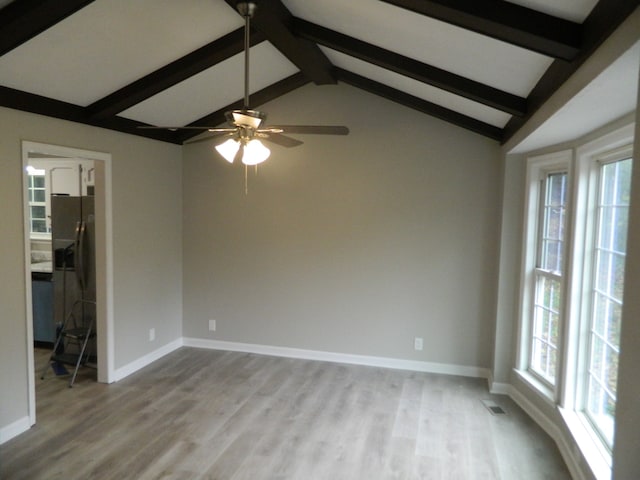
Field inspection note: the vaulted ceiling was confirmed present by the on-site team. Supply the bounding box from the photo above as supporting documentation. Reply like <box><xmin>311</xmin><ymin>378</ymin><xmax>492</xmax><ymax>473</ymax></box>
<box><xmin>0</xmin><ymin>0</ymin><xmax>637</xmax><ymax>145</ymax></box>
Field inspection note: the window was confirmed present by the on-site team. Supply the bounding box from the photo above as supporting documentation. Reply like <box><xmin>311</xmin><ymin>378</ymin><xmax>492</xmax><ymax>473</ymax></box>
<box><xmin>27</xmin><ymin>168</ymin><xmax>49</xmax><ymax>234</ymax></box>
<box><xmin>584</xmin><ymin>155</ymin><xmax>631</xmax><ymax>449</ymax></box>
<box><xmin>530</xmin><ymin>171</ymin><xmax>568</xmax><ymax>385</ymax></box>
<box><xmin>518</xmin><ymin>123</ymin><xmax>634</xmax><ymax>472</ymax></box>
<box><xmin>519</xmin><ymin>150</ymin><xmax>571</xmax><ymax>396</ymax></box>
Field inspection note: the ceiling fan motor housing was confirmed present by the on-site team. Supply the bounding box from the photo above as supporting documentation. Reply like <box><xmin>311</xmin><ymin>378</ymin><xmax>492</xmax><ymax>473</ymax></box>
<box><xmin>228</xmin><ymin>109</ymin><xmax>266</xmax><ymax>130</ymax></box>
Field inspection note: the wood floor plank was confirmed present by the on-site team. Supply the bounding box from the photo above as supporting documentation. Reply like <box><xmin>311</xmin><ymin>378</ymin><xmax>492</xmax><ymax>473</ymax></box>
<box><xmin>0</xmin><ymin>348</ymin><xmax>571</xmax><ymax>479</ymax></box>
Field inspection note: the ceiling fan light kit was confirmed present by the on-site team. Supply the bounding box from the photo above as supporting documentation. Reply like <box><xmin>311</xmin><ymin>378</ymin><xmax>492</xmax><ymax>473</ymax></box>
<box><xmin>242</xmin><ymin>139</ymin><xmax>271</xmax><ymax>165</ymax></box>
<box><xmin>216</xmin><ymin>136</ymin><xmax>270</xmax><ymax>165</ymax></box>
<box><xmin>215</xmin><ymin>138</ymin><xmax>240</xmax><ymax>163</ymax></box>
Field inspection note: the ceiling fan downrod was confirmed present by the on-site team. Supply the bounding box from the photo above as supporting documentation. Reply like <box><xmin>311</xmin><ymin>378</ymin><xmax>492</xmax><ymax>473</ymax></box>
<box><xmin>236</xmin><ymin>2</ymin><xmax>257</xmax><ymax>110</ymax></box>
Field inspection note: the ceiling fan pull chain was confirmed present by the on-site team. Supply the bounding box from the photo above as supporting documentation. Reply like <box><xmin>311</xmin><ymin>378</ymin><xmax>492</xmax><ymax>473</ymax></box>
<box><xmin>244</xmin><ymin>164</ymin><xmax>249</xmax><ymax>195</ymax></box>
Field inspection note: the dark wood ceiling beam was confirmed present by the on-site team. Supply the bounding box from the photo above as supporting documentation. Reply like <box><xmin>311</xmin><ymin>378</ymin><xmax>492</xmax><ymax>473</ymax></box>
<box><xmin>502</xmin><ymin>0</ymin><xmax>639</xmax><ymax>143</ymax></box>
<box><xmin>0</xmin><ymin>86</ymin><xmax>182</xmax><ymax>143</ymax></box>
<box><xmin>379</xmin><ymin>0</ymin><xmax>582</xmax><ymax>61</ymax></box>
<box><xmin>88</xmin><ymin>28</ymin><xmax>266</xmax><ymax>119</ymax></box>
<box><xmin>334</xmin><ymin>68</ymin><xmax>503</xmax><ymax>141</ymax></box>
<box><xmin>223</xmin><ymin>0</ymin><xmax>336</xmax><ymax>84</ymax></box>
<box><xmin>293</xmin><ymin>18</ymin><xmax>526</xmax><ymax>117</ymax></box>
<box><xmin>176</xmin><ymin>71</ymin><xmax>311</xmax><ymax>143</ymax></box>
<box><xmin>0</xmin><ymin>0</ymin><xmax>95</xmax><ymax>56</ymax></box>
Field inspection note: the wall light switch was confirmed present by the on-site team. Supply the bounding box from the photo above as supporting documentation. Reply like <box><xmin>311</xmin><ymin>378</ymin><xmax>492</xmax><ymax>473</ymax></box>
<box><xmin>209</xmin><ymin>319</ymin><xmax>216</xmax><ymax>331</ymax></box>
<box><xmin>149</xmin><ymin>328</ymin><xmax>155</xmax><ymax>342</ymax></box>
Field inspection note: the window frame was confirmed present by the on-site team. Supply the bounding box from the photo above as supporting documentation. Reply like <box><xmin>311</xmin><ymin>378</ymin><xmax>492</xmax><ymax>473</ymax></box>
<box><xmin>529</xmin><ymin>170</ymin><xmax>569</xmax><ymax>386</ymax></box>
<box><xmin>517</xmin><ymin>150</ymin><xmax>572</xmax><ymax>401</ymax></box>
<box><xmin>26</xmin><ymin>168</ymin><xmax>51</xmax><ymax>239</ymax></box>
<box><xmin>572</xmin><ymin>145</ymin><xmax>633</xmax><ymax>453</ymax></box>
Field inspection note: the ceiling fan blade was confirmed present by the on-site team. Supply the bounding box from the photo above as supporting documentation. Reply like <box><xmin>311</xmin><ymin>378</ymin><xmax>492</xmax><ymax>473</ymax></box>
<box><xmin>262</xmin><ymin>133</ymin><xmax>304</xmax><ymax>148</ymax></box>
<box><xmin>269</xmin><ymin>125</ymin><xmax>349</xmax><ymax>135</ymax></box>
<box><xmin>137</xmin><ymin>126</ymin><xmax>235</xmax><ymax>131</ymax></box>
<box><xmin>183</xmin><ymin>131</ymin><xmax>234</xmax><ymax>145</ymax></box>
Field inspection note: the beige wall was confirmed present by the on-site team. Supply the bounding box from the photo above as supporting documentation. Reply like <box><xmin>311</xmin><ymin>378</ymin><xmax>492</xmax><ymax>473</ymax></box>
<box><xmin>182</xmin><ymin>83</ymin><xmax>502</xmax><ymax>368</ymax></box>
<box><xmin>0</xmin><ymin>107</ymin><xmax>183</xmax><ymax>433</ymax></box>
<box><xmin>491</xmin><ymin>153</ymin><xmax>526</xmax><ymax>385</ymax></box>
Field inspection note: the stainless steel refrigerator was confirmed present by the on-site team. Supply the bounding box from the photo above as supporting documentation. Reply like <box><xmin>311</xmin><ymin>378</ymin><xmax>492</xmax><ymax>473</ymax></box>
<box><xmin>51</xmin><ymin>194</ymin><xmax>96</xmax><ymax>338</ymax></box>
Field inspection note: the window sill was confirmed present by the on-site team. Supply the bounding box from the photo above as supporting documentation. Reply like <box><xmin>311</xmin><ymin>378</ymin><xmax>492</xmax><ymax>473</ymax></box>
<box><xmin>559</xmin><ymin>407</ymin><xmax>612</xmax><ymax>480</ymax></box>
<box><xmin>514</xmin><ymin>368</ymin><xmax>612</xmax><ymax>480</ymax></box>
<box><xmin>514</xmin><ymin>368</ymin><xmax>556</xmax><ymax>407</ymax></box>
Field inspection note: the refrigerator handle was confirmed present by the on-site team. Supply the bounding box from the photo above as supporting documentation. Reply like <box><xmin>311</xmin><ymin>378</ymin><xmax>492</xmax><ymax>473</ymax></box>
<box><xmin>75</xmin><ymin>220</ymin><xmax>86</xmax><ymax>292</ymax></box>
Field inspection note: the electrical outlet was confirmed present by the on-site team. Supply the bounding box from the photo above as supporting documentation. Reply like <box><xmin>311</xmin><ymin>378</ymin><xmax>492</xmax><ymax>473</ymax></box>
<box><xmin>414</xmin><ymin>337</ymin><xmax>423</xmax><ymax>351</ymax></box>
<box><xmin>209</xmin><ymin>319</ymin><xmax>216</xmax><ymax>331</ymax></box>
<box><xmin>149</xmin><ymin>328</ymin><xmax>155</xmax><ymax>342</ymax></box>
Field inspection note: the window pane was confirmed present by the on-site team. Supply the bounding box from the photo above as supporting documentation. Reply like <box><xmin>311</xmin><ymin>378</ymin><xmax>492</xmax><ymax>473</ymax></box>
<box><xmin>613</xmin><ymin>159</ymin><xmax>632</xmax><ymax>204</ymax></box>
<box><xmin>599</xmin><ymin>205</ymin><xmax>630</xmax><ymax>253</ymax></box>
<box><xmin>31</xmin><ymin>205</ymin><xmax>46</xmax><ymax>219</ymax></box>
<box><xmin>33</xmin><ymin>175</ymin><xmax>45</xmax><ymax>188</ymax></box>
<box><xmin>31</xmin><ymin>220</ymin><xmax>47</xmax><ymax>233</ymax></box>
<box><xmin>539</xmin><ymin>172</ymin><xmax>568</xmax><ymax>273</ymax></box>
<box><xmin>614</xmin><ymin>206</ymin><xmax>629</xmax><ymax>253</ymax></box>
<box><xmin>612</xmin><ymin>253</ymin><xmax>626</xmax><ymax>301</ymax></box>
<box><xmin>33</xmin><ymin>189</ymin><xmax>46</xmax><ymax>202</ymax></box>
<box><xmin>542</xmin><ymin>240</ymin><xmax>562</xmax><ymax>272</ymax></box>
<box><xmin>548</xmin><ymin>172</ymin><xmax>568</xmax><ymax>205</ymax></box>
<box><xmin>598</xmin><ymin>206</ymin><xmax>614</xmax><ymax>250</ymax></box>
<box><xmin>531</xmin><ymin>275</ymin><xmax>561</xmax><ymax>383</ymax></box>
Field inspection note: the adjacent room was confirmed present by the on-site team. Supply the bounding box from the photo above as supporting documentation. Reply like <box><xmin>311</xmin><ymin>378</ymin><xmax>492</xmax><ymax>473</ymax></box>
<box><xmin>1</xmin><ymin>1</ymin><xmax>638</xmax><ymax>479</ymax></box>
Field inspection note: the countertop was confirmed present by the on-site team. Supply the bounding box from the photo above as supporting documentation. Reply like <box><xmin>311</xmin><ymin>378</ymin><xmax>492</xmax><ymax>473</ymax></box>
<box><xmin>31</xmin><ymin>261</ymin><xmax>53</xmax><ymax>273</ymax></box>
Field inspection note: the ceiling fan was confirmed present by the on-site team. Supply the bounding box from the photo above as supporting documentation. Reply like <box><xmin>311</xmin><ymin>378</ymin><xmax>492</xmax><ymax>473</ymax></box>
<box><xmin>140</xmin><ymin>1</ymin><xmax>349</xmax><ymax>166</ymax></box>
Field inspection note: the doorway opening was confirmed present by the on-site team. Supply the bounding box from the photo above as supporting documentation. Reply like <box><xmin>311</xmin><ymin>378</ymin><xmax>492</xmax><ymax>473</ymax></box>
<box><xmin>22</xmin><ymin>141</ymin><xmax>114</xmax><ymax>426</ymax></box>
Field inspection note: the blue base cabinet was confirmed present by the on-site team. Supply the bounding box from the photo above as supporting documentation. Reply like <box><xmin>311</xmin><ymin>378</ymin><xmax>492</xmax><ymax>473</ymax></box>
<box><xmin>32</xmin><ymin>276</ymin><xmax>55</xmax><ymax>343</ymax></box>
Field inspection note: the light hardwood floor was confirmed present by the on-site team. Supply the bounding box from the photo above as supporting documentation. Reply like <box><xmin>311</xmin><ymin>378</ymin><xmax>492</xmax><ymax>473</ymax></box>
<box><xmin>1</xmin><ymin>347</ymin><xmax>571</xmax><ymax>479</ymax></box>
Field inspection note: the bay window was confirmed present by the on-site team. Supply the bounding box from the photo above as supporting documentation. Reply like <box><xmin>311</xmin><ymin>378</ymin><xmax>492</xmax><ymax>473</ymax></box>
<box><xmin>519</xmin><ymin>123</ymin><xmax>634</xmax><ymax>469</ymax></box>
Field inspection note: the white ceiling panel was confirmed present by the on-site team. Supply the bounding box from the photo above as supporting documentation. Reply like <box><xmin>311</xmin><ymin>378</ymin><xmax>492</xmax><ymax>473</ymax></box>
<box><xmin>120</xmin><ymin>42</ymin><xmax>299</xmax><ymax>127</ymax></box>
<box><xmin>285</xmin><ymin>0</ymin><xmax>553</xmax><ymax>97</ymax></box>
<box><xmin>0</xmin><ymin>0</ymin><xmax>242</xmax><ymax>106</ymax></box>
<box><xmin>323</xmin><ymin>48</ymin><xmax>511</xmax><ymax>128</ymax></box>
<box><xmin>506</xmin><ymin>0</ymin><xmax>599</xmax><ymax>22</ymax></box>
<box><xmin>0</xmin><ymin>0</ymin><xmax>631</xmax><ymax>144</ymax></box>
<box><xmin>511</xmin><ymin>41</ymin><xmax>640</xmax><ymax>153</ymax></box>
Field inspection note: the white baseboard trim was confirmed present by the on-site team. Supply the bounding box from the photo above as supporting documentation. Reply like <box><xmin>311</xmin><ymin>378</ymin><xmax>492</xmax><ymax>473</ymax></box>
<box><xmin>113</xmin><ymin>338</ymin><xmax>183</xmax><ymax>382</ymax></box>
<box><xmin>486</xmin><ymin>371</ymin><xmax>512</xmax><ymax>394</ymax></box>
<box><xmin>508</xmin><ymin>386</ymin><xmax>587</xmax><ymax>480</ymax></box>
<box><xmin>0</xmin><ymin>416</ymin><xmax>31</xmax><ymax>445</ymax></box>
<box><xmin>182</xmin><ymin>337</ymin><xmax>491</xmax><ymax>379</ymax></box>
<box><xmin>490</xmin><ymin>381</ymin><xmax>512</xmax><ymax>395</ymax></box>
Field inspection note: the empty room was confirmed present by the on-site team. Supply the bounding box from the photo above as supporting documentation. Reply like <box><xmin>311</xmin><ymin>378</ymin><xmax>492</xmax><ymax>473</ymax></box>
<box><xmin>1</xmin><ymin>1</ymin><xmax>639</xmax><ymax>479</ymax></box>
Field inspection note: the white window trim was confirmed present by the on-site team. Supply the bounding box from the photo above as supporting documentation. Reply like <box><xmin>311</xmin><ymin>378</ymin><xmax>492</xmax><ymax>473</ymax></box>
<box><xmin>563</xmin><ymin>125</ymin><xmax>634</xmax><ymax>408</ymax></box>
<box><xmin>517</xmin><ymin>149</ymin><xmax>572</xmax><ymax>402</ymax></box>
<box><xmin>566</xmin><ymin>134</ymin><xmax>633</xmax><ymax>462</ymax></box>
